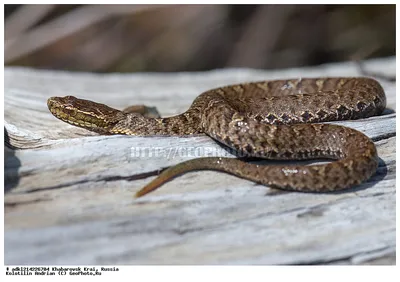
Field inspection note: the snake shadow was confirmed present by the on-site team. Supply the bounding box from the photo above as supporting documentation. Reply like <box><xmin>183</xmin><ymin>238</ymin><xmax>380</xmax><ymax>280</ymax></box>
<box><xmin>215</xmin><ymin>140</ymin><xmax>388</xmax><ymax>195</ymax></box>
<box><xmin>382</xmin><ymin>108</ymin><xmax>395</xmax><ymax>115</ymax></box>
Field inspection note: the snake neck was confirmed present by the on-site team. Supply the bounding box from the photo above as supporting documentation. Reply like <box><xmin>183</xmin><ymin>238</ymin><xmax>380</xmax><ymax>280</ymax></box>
<box><xmin>111</xmin><ymin>111</ymin><xmax>202</xmax><ymax>136</ymax></box>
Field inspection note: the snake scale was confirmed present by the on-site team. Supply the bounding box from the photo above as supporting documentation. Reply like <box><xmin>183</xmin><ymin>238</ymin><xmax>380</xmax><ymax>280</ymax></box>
<box><xmin>47</xmin><ymin>77</ymin><xmax>386</xmax><ymax>197</ymax></box>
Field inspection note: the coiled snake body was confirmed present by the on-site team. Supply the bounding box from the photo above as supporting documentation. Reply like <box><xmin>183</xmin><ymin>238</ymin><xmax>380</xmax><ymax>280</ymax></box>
<box><xmin>47</xmin><ymin>77</ymin><xmax>386</xmax><ymax>197</ymax></box>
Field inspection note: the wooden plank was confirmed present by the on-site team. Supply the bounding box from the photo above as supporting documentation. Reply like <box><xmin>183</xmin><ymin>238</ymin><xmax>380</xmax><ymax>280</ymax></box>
<box><xmin>4</xmin><ymin>57</ymin><xmax>396</xmax><ymax>265</ymax></box>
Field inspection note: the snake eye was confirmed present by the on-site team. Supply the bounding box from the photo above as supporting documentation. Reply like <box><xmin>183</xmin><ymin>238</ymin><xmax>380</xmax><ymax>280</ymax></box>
<box><xmin>63</xmin><ymin>106</ymin><xmax>77</xmax><ymax>117</ymax></box>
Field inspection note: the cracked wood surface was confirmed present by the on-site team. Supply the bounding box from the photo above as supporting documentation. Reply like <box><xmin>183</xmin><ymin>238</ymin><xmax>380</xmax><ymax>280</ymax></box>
<box><xmin>4</xmin><ymin>57</ymin><xmax>396</xmax><ymax>265</ymax></box>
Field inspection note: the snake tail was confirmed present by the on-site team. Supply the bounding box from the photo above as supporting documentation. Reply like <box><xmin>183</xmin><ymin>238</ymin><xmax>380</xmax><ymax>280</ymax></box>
<box><xmin>135</xmin><ymin>124</ymin><xmax>378</xmax><ymax>197</ymax></box>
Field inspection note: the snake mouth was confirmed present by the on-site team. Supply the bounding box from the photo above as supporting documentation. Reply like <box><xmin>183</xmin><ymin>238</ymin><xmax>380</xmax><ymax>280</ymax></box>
<box><xmin>47</xmin><ymin>96</ymin><xmax>120</xmax><ymax>131</ymax></box>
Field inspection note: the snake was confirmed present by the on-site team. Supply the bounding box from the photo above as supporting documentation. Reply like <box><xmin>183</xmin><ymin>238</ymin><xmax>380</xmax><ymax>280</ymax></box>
<box><xmin>47</xmin><ymin>77</ymin><xmax>386</xmax><ymax>198</ymax></box>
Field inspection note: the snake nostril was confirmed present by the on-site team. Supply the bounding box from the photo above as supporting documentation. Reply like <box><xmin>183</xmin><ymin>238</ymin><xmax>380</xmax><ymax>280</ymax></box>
<box><xmin>47</xmin><ymin>98</ymin><xmax>54</xmax><ymax>107</ymax></box>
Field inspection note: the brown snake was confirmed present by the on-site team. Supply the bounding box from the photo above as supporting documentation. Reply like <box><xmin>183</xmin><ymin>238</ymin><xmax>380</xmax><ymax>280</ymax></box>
<box><xmin>47</xmin><ymin>77</ymin><xmax>386</xmax><ymax>197</ymax></box>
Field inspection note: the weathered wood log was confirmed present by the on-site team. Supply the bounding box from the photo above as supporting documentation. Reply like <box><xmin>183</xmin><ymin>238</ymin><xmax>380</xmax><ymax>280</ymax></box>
<box><xmin>4</xmin><ymin>57</ymin><xmax>395</xmax><ymax>264</ymax></box>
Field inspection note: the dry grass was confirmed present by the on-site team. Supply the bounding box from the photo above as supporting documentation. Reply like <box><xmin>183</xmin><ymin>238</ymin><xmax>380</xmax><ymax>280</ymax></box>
<box><xmin>4</xmin><ymin>4</ymin><xmax>395</xmax><ymax>72</ymax></box>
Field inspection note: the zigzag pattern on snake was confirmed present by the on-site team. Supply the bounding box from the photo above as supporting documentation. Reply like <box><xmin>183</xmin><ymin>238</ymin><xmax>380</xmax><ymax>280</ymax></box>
<box><xmin>47</xmin><ymin>77</ymin><xmax>386</xmax><ymax>197</ymax></box>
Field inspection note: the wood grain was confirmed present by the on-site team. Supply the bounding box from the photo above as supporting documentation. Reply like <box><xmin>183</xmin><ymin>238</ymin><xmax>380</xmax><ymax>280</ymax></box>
<box><xmin>4</xmin><ymin>57</ymin><xmax>396</xmax><ymax>264</ymax></box>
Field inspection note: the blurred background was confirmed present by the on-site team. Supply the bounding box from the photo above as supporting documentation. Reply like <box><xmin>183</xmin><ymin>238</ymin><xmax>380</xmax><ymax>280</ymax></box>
<box><xmin>4</xmin><ymin>4</ymin><xmax>395</xmax><ymax>73</ymax></box>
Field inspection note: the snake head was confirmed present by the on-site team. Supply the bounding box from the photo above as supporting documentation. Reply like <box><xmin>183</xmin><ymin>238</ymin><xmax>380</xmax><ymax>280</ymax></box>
<box><xmin>47</xmin><ymin>96</ymin><xmax>126</xmax><ymax>134</ymax></box>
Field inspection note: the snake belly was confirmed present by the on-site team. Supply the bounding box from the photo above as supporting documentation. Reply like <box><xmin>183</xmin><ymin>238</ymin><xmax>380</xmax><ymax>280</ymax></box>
<box><xmin>47</xmin><ymin>77</ymin><xmax>386</xmax><ymax>197</ymax></box>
